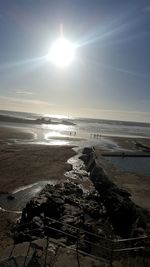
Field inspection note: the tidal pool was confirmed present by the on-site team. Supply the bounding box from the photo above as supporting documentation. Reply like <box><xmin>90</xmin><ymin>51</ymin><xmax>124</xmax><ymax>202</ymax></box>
<box><xmin>106</xmin><ymin>156</ymin><xmax>150</xmax><ymax>176</ymax></box>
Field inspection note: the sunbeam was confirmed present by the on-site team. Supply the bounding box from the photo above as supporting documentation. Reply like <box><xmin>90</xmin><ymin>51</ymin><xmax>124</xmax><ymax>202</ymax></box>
<box><xmin>0</xmin><ymin>56</ymin><xmax>46</xmax><ymax>72</ymax></box>
<box><xmin>77</xmin><ymin>11</ymin><xmax>146</xmax><ymax>48</ymax></box>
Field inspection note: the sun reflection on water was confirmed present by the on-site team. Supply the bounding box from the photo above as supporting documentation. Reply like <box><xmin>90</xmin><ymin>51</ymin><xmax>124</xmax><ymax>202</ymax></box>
<box><xmin>50</xmin><ymin>140</ymin><xmax>69</xmax><ymax>146</ymax></box>
<box><xmin>45</xmin><ymin>131</ymin><xmax>64</xmax><ymax>140</ymax></box>
<box><xmin>41</xmin><ymin>123</ymin><xmax>74</xmax><ymax>131</ymax></box>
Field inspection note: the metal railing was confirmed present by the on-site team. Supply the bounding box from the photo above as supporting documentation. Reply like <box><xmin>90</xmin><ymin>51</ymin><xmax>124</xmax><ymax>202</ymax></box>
<box><xmin>0</xmin><ymin>217</ymin><xmax>149</xmax><ymax>267</ymax></box>
<box><xmin>6</xmin><ymin>217</ymin><xmax>149</xmax><ymax>267</ymax></box>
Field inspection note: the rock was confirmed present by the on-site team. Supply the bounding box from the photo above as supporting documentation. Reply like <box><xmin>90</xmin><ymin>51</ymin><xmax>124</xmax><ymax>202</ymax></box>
<box><xmin>7</xmin><ymin>194</ymin><xmax>15</xmax><ymax>200</ymax></box>
<box><xmin>65</xmin><ymin>164</ymin><xmax>72</xmax><ymax>171</ymax></box>
<box><xmin>43</xmin><ymin>198</ymin><xmax>62</xmax><ymax>218</ymax></box>
<box><xmin>86</xmin><ymin>157</ymin><xmax>96</xmax><ymax>172</ymax></box>
<box><xmin>32</xmin><ymin>216</ymin><xmax>44</xmax><ymax>229</ymax></box>
<box><xmin>113</xmin><ymin>187</ymin><xmax>131</xmax><ymax>198</ymax></box>
<box><xmin>14</xmin><ymin>232</ymin><xmax>32</xmax><ymax>243</ymax></box>
<box><xmin>90</xmin><ymin>163</ymin><xmax>107</xmax><ymax>181</ymax></box>
<box><xmin>84</xmin><ymin>201</ymin><xmax>100</xmax><ymax>219</ymax></box>
<box><xmin>82</xmin><ymin>147</ymin><xmax>94</xmax><ymax>155</ymax></box>
<box><xmin>63</xmin><ymin>216</ymin><xmax>76</xmax><ymax>225</ymax></box>
<box><xmin>79</xmin><ymin>154</ymin><xmax>89</xmax><ymax>164</ymax></box>
<box><xmin>76</xmin><ymin>187</ymin><xmax>83</xmax><ymax>196</ymax></box>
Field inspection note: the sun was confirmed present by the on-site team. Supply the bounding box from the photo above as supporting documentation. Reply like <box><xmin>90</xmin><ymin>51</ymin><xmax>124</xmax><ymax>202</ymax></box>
<box><xmin>48</xmin><ymin>38</ymin><xmax>75</xmax><ymax>68</ymax></box>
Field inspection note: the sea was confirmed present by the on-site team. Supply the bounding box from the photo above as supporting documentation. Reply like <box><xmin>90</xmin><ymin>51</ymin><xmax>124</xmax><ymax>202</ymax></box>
<box><xmin>0</xmin><ymin>110</ymin><xmax>150</xmax><ymax>148</ymax></box>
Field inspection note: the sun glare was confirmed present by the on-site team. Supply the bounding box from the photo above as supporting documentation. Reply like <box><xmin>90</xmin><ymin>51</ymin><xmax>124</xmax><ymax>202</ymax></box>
<box><xmin>48</xmin><ymin>38</ymin><xmax>75</xmax><ymax>67</ymax></box>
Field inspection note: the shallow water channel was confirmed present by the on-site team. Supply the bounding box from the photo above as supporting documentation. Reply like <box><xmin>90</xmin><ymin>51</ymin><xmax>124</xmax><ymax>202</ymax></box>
<box><xmin>0</xmin><ymin>181</ymin><xmax>57</xmax><ymax>213</ymax></box>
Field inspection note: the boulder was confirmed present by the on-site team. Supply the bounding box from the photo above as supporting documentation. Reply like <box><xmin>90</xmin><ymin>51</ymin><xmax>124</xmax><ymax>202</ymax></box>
<box><xmin>7</xmin><ymin>194</ymin><xmax>15</xmax><ymax>200</ymax></box>
<box><xmin>82</xmin><ymin>147</ymin><xmax>94</xmax><ymax>155</ymax></box>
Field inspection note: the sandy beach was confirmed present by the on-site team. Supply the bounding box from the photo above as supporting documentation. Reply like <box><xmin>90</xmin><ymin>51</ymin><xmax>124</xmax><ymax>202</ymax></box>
<box><xmin>0</xmin><ymin>143</ymin><xmax>75</xmax><ymax>248</ymax></box>
<box><xmin>0</xmin><ymin>126</ymin><xmax>76</xmax><ymax>247</ymax></box>
<box><xmin>0</xmin><ymin>126</ymin><xmax>35</xmax><ymax>141</ymax></box>
<box><xmin>0</xmin><ymin>144</ymin><xmax>75</xmax><ymax>193</ymax></box>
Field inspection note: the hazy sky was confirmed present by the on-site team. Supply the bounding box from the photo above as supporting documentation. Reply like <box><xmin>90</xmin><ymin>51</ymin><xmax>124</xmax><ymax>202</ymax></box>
<box><xmin>0</xmin><ymin>0</ymin><xmax>150</xmax><ymax>122</ymax></box>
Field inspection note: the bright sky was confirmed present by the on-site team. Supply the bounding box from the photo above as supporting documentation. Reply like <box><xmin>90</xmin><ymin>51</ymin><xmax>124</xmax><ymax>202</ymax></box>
<box><xmin>0</xmin><ymin>0</ymin><xmax>150</xmax><ymax>122</ymax></box>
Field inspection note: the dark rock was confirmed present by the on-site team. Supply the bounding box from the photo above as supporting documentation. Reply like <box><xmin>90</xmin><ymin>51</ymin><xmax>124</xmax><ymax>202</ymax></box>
<box><xmin>32</xmin><ymin>216</ymin><xmax>44</xmax><ymax>229</ymax></box>
<box><xmin>76</xmin><ymin>187</ymin><xmax>83</xmax><ymax>196</ymax></box>
<box><xmin>45</xmin><ymin>192</ymin><xmax>52</xmax><ymax>199</ymax></box>
<box><xmin>86</xmin><ymin>157</ymin><xmax>96</xmax><ymax>172</ymax></box>
<box><xmin>65</xmin><ymin>164</ymin><xmax>72</xmax><ymax>171</ymax></box>
<box><xmin>113</xmin><ymin>187</ymin><xmax>131</xmax><ymax>198</ymax></box>
<box><xmin>14</xmin><ymin>232</ymin><xmax>32</xmax><ymax>243</ymax></box>
<box><xmin>79</xmin><ymin>154</ymin><xmax>89</xmax><ymax>164</ymax></box>
<box><xmin>82</xmin><ymin>147</ymin><xmax>94</xmax><ymax>155</ymax></box>
<box><xmin>7</xmin><ymin>194</ymin><xmax>15</xmax><ymax>200</ymax></box>
<box><xmin>84</xmin><ymin>201</ymin><xmax>100</xmax><ymax>219</ymax></box>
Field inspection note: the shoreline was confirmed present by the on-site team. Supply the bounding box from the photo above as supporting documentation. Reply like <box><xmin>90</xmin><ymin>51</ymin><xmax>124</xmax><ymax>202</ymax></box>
<box><xmin>1</xmin><ymin>124</ymin><xmax>150</xmax><ymax>144</ymax></box>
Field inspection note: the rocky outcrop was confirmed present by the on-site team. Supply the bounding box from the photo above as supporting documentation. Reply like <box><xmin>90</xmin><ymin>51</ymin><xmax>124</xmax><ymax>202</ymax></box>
<box><xmin>14</xmin><ymin>182</ymin><xmax>113</xmax><ymax>251</ymax></box>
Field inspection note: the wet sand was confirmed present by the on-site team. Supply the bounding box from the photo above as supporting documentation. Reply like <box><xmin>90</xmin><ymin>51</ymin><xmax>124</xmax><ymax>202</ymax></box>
<box><xmin>0</xmin><ymin>127</ymin><xmax>76</xmax><ymax>247</ymax></box>
<box><xmin>0</xmin><ymin>126</ymin><xmax>35</xmax><ymax>140</ymax></box>
<box><xmin>0</xmin><ymin>144</ymin><xmax>75</xmax><ymax>193</ymax></box>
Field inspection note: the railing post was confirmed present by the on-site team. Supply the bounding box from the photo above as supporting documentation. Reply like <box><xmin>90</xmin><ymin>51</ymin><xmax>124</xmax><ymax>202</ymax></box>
<box><xmin>9</xmin><ymin>241</ymin><xmax>15</xmax><ymax>258</ymax></box>
<box><xmin>109</xmin><ymin>240</ymin><xmax>114</xmax><ymax>267</ymax></box>
<box><xmin>44</xmin><ymin>234</ymin><xmax>49</xmax><ymax>267</ymax></box>
<box><xmin>23</xmin><ymin>241</ymin><xmax>31</xmax><ymax>267</ymax></box>
<box><xmin>76</xmin><ymin>229</ymin><xmax>80</xmax><ymax>267</ymax></box>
